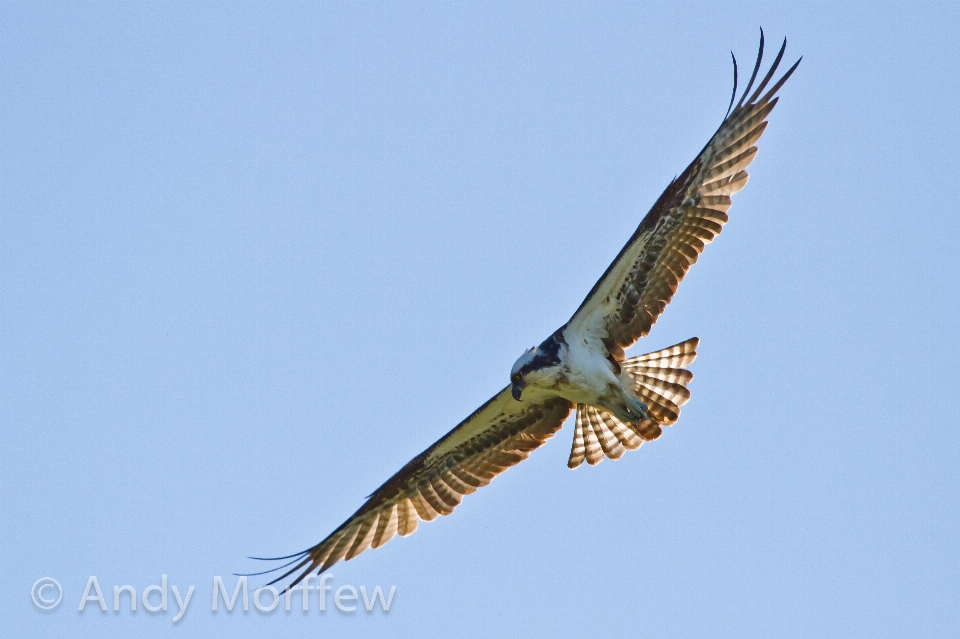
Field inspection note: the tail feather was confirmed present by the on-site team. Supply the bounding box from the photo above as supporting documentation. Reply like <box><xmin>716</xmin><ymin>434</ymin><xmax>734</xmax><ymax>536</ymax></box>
<box><xmin>622</xmin><ymin>366</ymin><xmax>692</xmax><ymax>385</ymax></box>
<box><xmin>568</xmin><ymin>337</ymin><xmax>698</xmax><ymax>469</ymax></box>
<box><xmin>629</xmin><ymin>374</ymin><xmax>691</xmax><ymax>407</ymax></box>
<box><xmin>568</xmin><ymin>405</ymin><xmax>637</xmax><ymax>468</ymax></box>
<box><xmin>590</xmin><ymin>410</ymin><xmax>626</xmax><ymax>461</ymax></box>
<box><xmin>598</xmin><ymin>410</ymin><xmax>643</xmax><ymax>452</ymax></box>
<box><xmin>572</xmin><ymin>407</ymin><xmax>605</xmax><ymax>466</ymax></box>
<box><xmin>623</xmin><ymin>337</ymin><xmax>698</xmax><ymax>368</ymax></box>
<box><xmin>631</xmin><ymin>419</ymin><xmax>663</xmax><ymax>442</ymax></box>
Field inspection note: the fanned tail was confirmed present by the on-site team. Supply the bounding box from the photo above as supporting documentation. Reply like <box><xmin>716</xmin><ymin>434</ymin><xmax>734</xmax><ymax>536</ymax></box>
<box><xmin>568</xmin><ymin>337</ymin><xmax>699</xmax><ymax>469</ymax></box>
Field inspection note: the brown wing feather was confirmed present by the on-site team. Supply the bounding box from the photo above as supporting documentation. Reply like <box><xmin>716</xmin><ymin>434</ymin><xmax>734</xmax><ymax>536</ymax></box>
<box><xmin>264</xmin><ymin>388</ymin><xmax>572</xmax><ymax>589</ymax></box>
<box><xmin>567</xmin><ymin>36</ymin><xmax>800</xmax><ymax>350</ymax></box>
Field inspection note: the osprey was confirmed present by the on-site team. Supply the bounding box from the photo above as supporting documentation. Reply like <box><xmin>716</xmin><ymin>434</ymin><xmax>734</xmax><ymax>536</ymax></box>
<box><xmin>257</xmin><ymin>33</ymin><xmax>799</xmax><ymax>588</ymax></box>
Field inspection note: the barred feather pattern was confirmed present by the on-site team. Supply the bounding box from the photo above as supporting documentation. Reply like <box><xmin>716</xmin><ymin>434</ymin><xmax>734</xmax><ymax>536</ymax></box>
<box><xmin>264</xmin><ymin>390</ymin><xmax>572</xmax><ymax>590</ymax></box>
<box><xmin>568</xmin><ymin>337</ymin><xmax>698</xmax><ymax>468</ymax></box>
<box><xmin>567</xmin><ymin>34</ymin><xmax>800</xmax><ymax>351</ymax></box>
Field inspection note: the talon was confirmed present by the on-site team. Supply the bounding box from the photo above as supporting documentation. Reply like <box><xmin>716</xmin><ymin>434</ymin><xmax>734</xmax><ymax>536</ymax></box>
<box><xmin>610</xmin><ymin>397</ymin><xmax>649</xmax><ymax>425</ymax></box>
<box><xmin>629</xmin><ymin>398</ymin><xmax>648</xmax><ymax>420</ymax></box>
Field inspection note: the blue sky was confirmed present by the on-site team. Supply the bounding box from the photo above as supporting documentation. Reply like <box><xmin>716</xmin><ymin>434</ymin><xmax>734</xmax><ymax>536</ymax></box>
<box><xmin>3</xmin><ymin>2</ymin><xmax>959</xmax><ymax>637</ymax></box>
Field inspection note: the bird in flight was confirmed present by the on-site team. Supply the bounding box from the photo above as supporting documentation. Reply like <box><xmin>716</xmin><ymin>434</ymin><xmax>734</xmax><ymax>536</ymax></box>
<box><xmin>256</xmin><ymin>32</ymin><xmax>799</xmax><ymax>589</ymax></box>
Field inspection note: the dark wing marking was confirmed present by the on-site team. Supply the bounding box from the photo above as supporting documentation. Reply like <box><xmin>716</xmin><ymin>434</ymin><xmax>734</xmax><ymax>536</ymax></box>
<box><xmin>567</xmin><ymin>33</ymin><xmax>800</xmax><ymax>350</ymax></box>
<box><xmin>259</xmin><ymin>388</ymin><xmax>572</xmax><ymax>590</ymax></box>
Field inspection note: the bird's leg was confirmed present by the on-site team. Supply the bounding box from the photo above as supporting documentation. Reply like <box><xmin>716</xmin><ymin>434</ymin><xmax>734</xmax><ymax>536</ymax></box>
<box><xmin>607</xmin><ymin>393</ymin><xmax>648</xmax><ymax>424</ymax></box>
<box><xmin>624</xmin><ymin>395</ymin><xmax>649</xmax><ymax>421</ymax></box>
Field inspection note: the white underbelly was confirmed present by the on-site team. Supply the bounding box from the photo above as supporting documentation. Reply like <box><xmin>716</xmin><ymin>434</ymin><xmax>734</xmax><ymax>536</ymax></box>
<box><xmin>560</xmin><ymin>343</ymin><xmax>620</xmax><ymax>406</ymax></box>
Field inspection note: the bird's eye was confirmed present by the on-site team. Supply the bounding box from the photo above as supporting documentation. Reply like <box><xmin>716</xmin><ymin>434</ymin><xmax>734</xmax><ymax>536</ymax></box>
<box><xmin>512</xmin><ymin>374</ymin><xmax>521</xmax><ymax>382</ymax></box>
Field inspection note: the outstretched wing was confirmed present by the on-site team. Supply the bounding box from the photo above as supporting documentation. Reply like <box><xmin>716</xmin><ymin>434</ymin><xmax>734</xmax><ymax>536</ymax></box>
<box><xmin>259</xmin><ymin>388</ymin><xmax>573</xmax><ymax>589</ymax></box>
<box><xmin>567</xmin><ymin>33</ymin><xmax>800</xmax><ymax>350</ymax></box>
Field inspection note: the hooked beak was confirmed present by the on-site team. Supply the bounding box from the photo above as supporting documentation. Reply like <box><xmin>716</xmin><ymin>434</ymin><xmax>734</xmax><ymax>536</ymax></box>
<box><xmin>511</xmin><ymin>381</ymin><xmax>525</xmax><ymax>401</ymax></box>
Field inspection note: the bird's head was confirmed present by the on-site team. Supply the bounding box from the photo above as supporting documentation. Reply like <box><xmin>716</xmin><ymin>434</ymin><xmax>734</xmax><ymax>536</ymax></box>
<box><xmin>510</xmin><ymin>348</ymin><xmax>535</xmax><ymax>400</ymax></box>
<box><xmin>510</xmin><ymin>333</ymin><xmax>563</xmax><ymax>401</ymax></box>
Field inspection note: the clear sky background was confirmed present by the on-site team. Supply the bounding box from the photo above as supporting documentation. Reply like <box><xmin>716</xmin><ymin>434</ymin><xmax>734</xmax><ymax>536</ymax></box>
<box><xmin>3</xmin><ymin>2</ymin><xmax>959</xmax><ymax>638</ymax></box>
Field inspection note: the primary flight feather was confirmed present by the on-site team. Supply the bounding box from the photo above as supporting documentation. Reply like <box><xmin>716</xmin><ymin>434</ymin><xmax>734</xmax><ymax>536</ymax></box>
<box><xmin>256</xmin><ymin>32</ymin><xmax>800</xmax><ymax>588</ymax></box>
